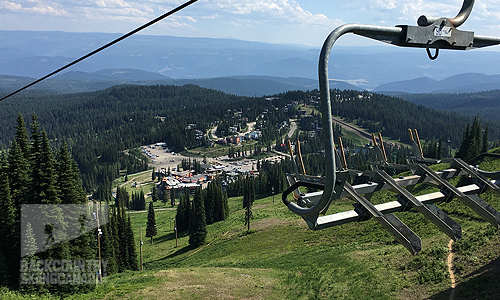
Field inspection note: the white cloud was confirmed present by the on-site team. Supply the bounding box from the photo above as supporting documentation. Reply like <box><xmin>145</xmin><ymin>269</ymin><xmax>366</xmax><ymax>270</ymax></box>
<box><xmin>178</xmin><ymin>15</ymin><xmax>196</xmax><ymax>23</ymax></box>
<box><xmin>211</xmin><ymin>0</ymin><xmax>334</xmax><ymax>25</ymax></box>
<box><xmin>3</xmin><ymin>0</ymin><xmax>500</xmax><ymax>46</ymax></box>
<box><xmin>167</xmin><ymin>21</ymin><xmax>196</xmax><ymax>29</ymax></box>
<box><xmin>0</xmin><ymin>0</ymin><xmax>68</xmax><ymax>15</ymax></box>
<box><xmin>31</xmin><ymin>5</ymin><xmax>67</xmax><ymax>15</ymax></box>
<box><xmin>95</xmin><ymin>0</ymin><xmax>131</xmax><ymax>9</ymax></box>
<box><xmin>475</xmin><ymin>1</ymin><xmax>500</xmax><ymax>20</ymax></box>
<box><xmin>374</xmin><ymin>0</ymin><xmax>397</xmax><ymax>10</ymax></box>
<box><xmin>0</xmin><ymin>1</ymin><xmax>23</xmax><ymax>11</ymax></box>
<box><xmin>201</xmin><ymin>14</ymin><xmax>218</xmax><ymax>20</ymax></box>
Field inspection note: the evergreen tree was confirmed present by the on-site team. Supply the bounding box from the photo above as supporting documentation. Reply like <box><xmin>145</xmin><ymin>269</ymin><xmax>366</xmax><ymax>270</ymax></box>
<box><xmin>8</xmin><ymin>140</ymin><xmax>29</xmax><ymax>206</ymax></box>
<box><xmin>29</xmin><ymin>129</ymin><xmax>60</xmax><ymax>205</ymax></box>
<box><xmin>45</xmin><ymin>225</ymin><xmax>73</xmax><ymax>295</ymax></box>
<box><xmin>0</xmin><ymin>154</ymin><xmax>16</xmax><ymax>286</ymax></box>
<box><xmin>130</xmin><ymin>191</ymin><xmax>146</xmax><ymax>211</ymax></box>
<box><xmin>126</xmin><ymin>216</ymin><xmax>139</xmax><ymax>271</ymax></box>
<box><xmin>29</xmin><ymin>114</ymin><xmax>42</xmax><ymax>169</ymax></box>
<box><xmin>456</xmin><ymin>124</ymin><xmax>470</xmax><ymax>160</ymax></box>
<box><xmin>116</xmin><ymin>204</ymin><xmax>129</xmax><ymax>272</ymax></box>
<box><xmin>170</xmin><ymin>187</ymin><xmax>176</xmax><ymax>207</ymax></box>
<box><xmin>189</xmin><ymin>187</ymin><xmax>207</xmax><ymax>248</ymax></box>
<box><xmin>15</xmin><ymin>114</ymin><xmax>30</xmax><ymax>160</ymax></box>
<box><xmin>94</xmin><ymin>180</ymin><xmax>112</xmax><ymax>202</ymax></box>
<box><xmin>40</xmin><ymin>130</ymin><xmax>61</xmax><ymax>204</ymax></box>
<box><xmin>109</xmin><ymin>207</ymin><xmax>120</xmax><ymax>273</ymax></box>
<box><xmin>212</xmin><ymin>180</ymin><xmax>223</xmax><ymax>222</ymax></box>
<box><xmin>139</xmin><ymin>190</ymin><xmax>146</xmax><ymax>210</ymax></box>
<box><xmin>468</xmin><ymin>116</ymin><xmax>483</xmax><ymax>160</ymax></box>
<box><xmin>99</xmin><ymin>221</ymin><xmax>117</xmax><ymax>276</ymax></box>
<box><xmin>145</xmin><ymin>202</ymin><xmax>157</xmax><ymax>244</ymax></box>
<box><xmin>423</xmin><ymin>140</ymin><xmax>440</xmax><ymax>159</ymax></box>
<box><xmin>204</xmin><ymin>182</ymin><xmax>215</xmax><ymax>225</ymax></box>
<box><xmin>161</xmin><ymin>188</ymin><xmax>168</xmax><ymax>205</ymax></box>
<box><xmin>176</xmin><ymin>189</ymin><xmax>191</xmax><ymax>232</ymax></box>
<box><xmin>115</xmin><ymin>187</ymin><xmax>130</xmax><ymax>209</ymax></box>
<box><xmin>152</xmin><ymin>167</ymin><xmax>156</xmax><ymax>181</ymax></box>
<box><xmin>456</xmin><ymin>117</ymin><xmax>486</xmax><ymax>161</ymax></box>
<box><xmin>205</xmin><ymin>179</ymin><xmax>227</xmax><ymax>223</ymax></box>
<box><xmin>57</xmin><ymin>140</ymin><xmax>86</xmax><ymax>204</ymax></box>
<box><xmin>243</xmin><ymin>176</ymin><xmax>255</xmax><ymax>232</ymax></box>
<box><xmin>151</xmin><ymin>185</ymin><xmax>158</xmax><ymax>202</ymax></box>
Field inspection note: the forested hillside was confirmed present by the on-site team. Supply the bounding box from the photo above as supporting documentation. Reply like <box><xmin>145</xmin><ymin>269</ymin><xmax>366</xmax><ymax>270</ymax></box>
<box><xmin>330</xmin><ymin>90</ymin><xmax>476</xmax><ymax>147</ymax></box>
<box><xmin>0</xmin><ymin>84</ymin><xmax>289</xmax><ymax>193</ymax></box>
<box><xmin>2</xmin><ymin>83</ymin><xmax>500</xmax><ymax>299</ymax></box>
<box><xmin>2</xmin><ymin>84</ymin><xmax>499</xmax><ymax>194</ymax></box>
<box><xmin>398</xmin><ymin>89</ymin><xmax>500</xmax><ymax>120</ymax></box>
<box><xmin>278</xmin><ymin>89</ymin><xmax>500</xmax><ymax>149</ymax></box>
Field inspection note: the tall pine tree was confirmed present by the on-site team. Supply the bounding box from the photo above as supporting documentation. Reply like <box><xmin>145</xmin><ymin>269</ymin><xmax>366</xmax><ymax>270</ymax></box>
<box><xmin>57</xmin><ymin>140</ymin><xmax>86</xmax><ymax>204</ymax></box>
<box><xmin>99</xmin><ymin>220</ymin><xmax>117</xmax><ymax>276</ymax></box>
<box><xmin>0</xmin><ymin>153</ymin><xmax>16</xmax><ymax>287</ymax></box>
<box><xmin>126</xmin><ymin>216</ymin><xmax>139</xmax><ymax>271</ymax></box>
<box><xmin>15</xmin><ymin>114</ymin><xmax>30</xmax><ymax>160</ymax></box>
<box><xmin>456</xmin><ymin>117</ymin><xmax>489</xmax><ymax>162</ymax></box>
<box><xmin>146</xmin><ymin>202</ymin><xmax>157</xmax><ymax>244</ymax></box>
<box><xmin>189</xmin><ymin>187</ymin><xmax>207</xmax><ymax>248</ymax></box>
<box><xmin>243</xmin><ymin>176</ymin><xmax>255</xmax><ymax>232</ymax></box>
<box><xmin>176</xmin><ymin>189</ymin><xmax>191</xmax><ymax>232</ymax></box>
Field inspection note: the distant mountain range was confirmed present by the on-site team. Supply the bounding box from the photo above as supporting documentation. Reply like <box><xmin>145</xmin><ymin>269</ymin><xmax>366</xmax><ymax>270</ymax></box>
<box><xmin>0</xmin><ymin>69</ymin><xmax>361</xmax><ymax>97</ymax></box>
<box><xmin>374</xmin><ymin>73</ymin><xmax>500</xmax><ymax>94</ymax></box>
<box><xmin>4</xmin><ymin>68</ymin><xmax>500</xmax><ymax>98</ymax></box>
<box><xmin>3</xmin><ymin>30</ymin><xmax>500</xmax><ymax>91</ymax></box>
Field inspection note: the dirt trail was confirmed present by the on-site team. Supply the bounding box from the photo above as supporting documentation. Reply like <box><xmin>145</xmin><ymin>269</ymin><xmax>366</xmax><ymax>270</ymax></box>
<box><xmin>447</xmin><ymin>239</ymin><xmax>456</xmax><ymax>300</ymax></box>
<box><xmin>331</xmin><ymin>116</ymin><xmax>372</xmax><ymax>142</ymax></box>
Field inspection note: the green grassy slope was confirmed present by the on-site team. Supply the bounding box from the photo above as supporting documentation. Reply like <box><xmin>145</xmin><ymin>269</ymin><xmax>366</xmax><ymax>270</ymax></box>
<box><xmin>4</xmin><ymin>161</ymin><xmax>500</xmax><ymax>300</ymax></box>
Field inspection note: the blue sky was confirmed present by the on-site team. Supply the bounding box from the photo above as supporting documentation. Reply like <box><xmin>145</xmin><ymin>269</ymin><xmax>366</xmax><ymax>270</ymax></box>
<box><xmin>1</xmin><ymin>0</ymin><xmax>500</xmax><ymax>47</ymax></box>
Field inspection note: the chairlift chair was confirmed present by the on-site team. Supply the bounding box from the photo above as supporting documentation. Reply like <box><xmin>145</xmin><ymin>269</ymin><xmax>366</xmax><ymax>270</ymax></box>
<box><xmin>282</xmin><ymin>0</ymin><xmax>500</xmax><ymax>255</ymax></box>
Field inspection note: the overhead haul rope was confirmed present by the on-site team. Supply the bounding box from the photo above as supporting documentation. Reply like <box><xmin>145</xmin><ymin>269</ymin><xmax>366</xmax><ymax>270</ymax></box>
<box><xmin>0</xmin><ymin>0</ymin><xmax>199</xmax><ymax>102</ymax></box>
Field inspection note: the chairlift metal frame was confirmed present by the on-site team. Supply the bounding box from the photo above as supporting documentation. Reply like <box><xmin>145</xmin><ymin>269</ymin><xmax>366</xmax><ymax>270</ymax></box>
<box><xmin>282</xmin><ymin>0</ymin><xmax>500</xmax><ymax>254</ymax></box>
